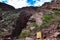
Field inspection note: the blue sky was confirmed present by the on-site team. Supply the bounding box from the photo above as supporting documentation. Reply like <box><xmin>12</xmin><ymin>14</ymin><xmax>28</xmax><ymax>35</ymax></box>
<box><xmin>27</xmin><ymin>0</ymin><xmax>41</xmax><ymax>5</ymax></box>
<box><xmin>0</xmin><ymin>0</ymin><xmax>52</xmax><ymax>9</ymax></box>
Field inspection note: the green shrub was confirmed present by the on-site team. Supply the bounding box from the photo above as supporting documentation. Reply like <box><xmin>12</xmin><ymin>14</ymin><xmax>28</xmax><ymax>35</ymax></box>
<box><xmin>53</xmin><ymin>10</ymin><xmax>60</xmax><ymax>22</ymax></box>
<box><xmin>32</xmin><ymin>22</ymin><xmax>39</xmax><ymax>28</ymax></box>
<box><xmin>40</xmin><ymin>14</ymin><xmax>53</xmax><ymax>30</ymax></box>
<box><xmin>53</xmin><ymin>10</ymin><xmax>60</xmax><ymax>15</ymax></box>
<box><xmin>19</xmin><ymin>31</ymin><xmax>30</xmax><ymax>38</ymax></box>
<box><xmin>43</xmin><ymin>15</ymin><xmax>52</xmax><ymax>20</ymax></box>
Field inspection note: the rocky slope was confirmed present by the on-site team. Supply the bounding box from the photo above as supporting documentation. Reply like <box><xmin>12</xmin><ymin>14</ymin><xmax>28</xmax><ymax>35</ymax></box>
<box><xmin>0</xmin><ymin>0</ymin><xmax>60</xmax><ymax>40</ymax></box>
<box><xmin>0</xmin><ymin>2</ymin><xmax>15</xmax><ymax>11</ymax></box>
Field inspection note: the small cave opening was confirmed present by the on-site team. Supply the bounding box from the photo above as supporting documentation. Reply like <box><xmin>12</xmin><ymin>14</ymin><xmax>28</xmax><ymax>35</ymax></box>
<box><xmin>0</xmin><ymin>16</ymin><xmax>2</xmax><ymax>20</ymax></box>
<box><xmin>57</xmin><ymin>26</ymin><xmax>60</xmax><ymax>30</ymax></box>
<box><xmin>57</xmin><ymin>34</ymin><xmax>60</xmax><ymax>38</ymax></box>
<box><xmin>42</xmin><ymin>33</ymin><xmax>47</xmax><ymax>39</ymax></box>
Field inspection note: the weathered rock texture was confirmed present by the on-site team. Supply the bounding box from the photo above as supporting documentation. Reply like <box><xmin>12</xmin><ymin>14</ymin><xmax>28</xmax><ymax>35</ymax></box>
<box><xmin>42</xmin><ymin>22</ymin><xmax>60</xmax><ymax>40</ymax></box>
<box><xmin>0</xmin><ymin>0</ymin><xmax>60</xmax><ymax>40</ymax></box>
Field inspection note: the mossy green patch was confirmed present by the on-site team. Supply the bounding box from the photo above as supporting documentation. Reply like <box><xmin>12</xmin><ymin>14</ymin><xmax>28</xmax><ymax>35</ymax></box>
<box><xmin>32</xmin><ymin>22</ymin><xmax>39</xmax><ymax>28</ymax></box>
<box><xmin>19</xmin><ymin>31</ymin><xmax>30</xmax><ymax>38</ymax></box>
<box><xmin>53</xmin><ymin>10</ymin><xmax>60</xmax><ymax>15</ymax></box>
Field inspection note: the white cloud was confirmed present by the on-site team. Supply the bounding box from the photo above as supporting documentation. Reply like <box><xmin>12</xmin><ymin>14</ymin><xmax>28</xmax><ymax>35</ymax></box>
<box><xmin>7</xmin><ymin>0</ymin><xmax>30</xmax><ymax>8</ymax></box>
<box><xmin>41</xmin><ymin>0</ymin><xmax>52</xmax><ymax>2</ymax></box>
<box><xmin>0</xmin><ymin>0</ymin><xmax>2</xmax><ymax>2</ymax></box>
<box><xmin>0</xmin><ymin>0</ymin><xmax>52</xmax><ymax>9</ymax></box>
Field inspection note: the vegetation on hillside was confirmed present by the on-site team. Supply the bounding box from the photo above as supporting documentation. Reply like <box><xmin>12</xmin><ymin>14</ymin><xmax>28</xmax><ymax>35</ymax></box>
<box><xmin>0</xmin><ymin>8</ymin><xmax>60</xmax><ymax>40</ymax></box>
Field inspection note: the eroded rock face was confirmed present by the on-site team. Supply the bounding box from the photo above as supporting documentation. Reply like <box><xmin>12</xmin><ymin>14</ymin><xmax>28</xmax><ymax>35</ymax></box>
<box><xmin>41</xmin><ymin>0</ymin><xmax>60</xmax><ymax>10</ymax></box>
<box><xmin>25</xmin><ymin>37</ymin><xmax>34</xmax><ymax>40</ymax></box>
<box><xmin>42</xmin><ymin>22</ymin><xmax>60</xmax><ymax>40</ymax></box>
<box><xmin>0</xmin><ymin>0</ymin><xmax>60</xmax><ymax>40</ymax></box>
<box><xmin>35</xmin><ymin>12</ymin><xmax>43</xmax><ymax>27</ymax></box>
<box><xmin>29</xmin><ymin>12</ymin><xmax>43</xmax><ymax>27</ymax></box>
